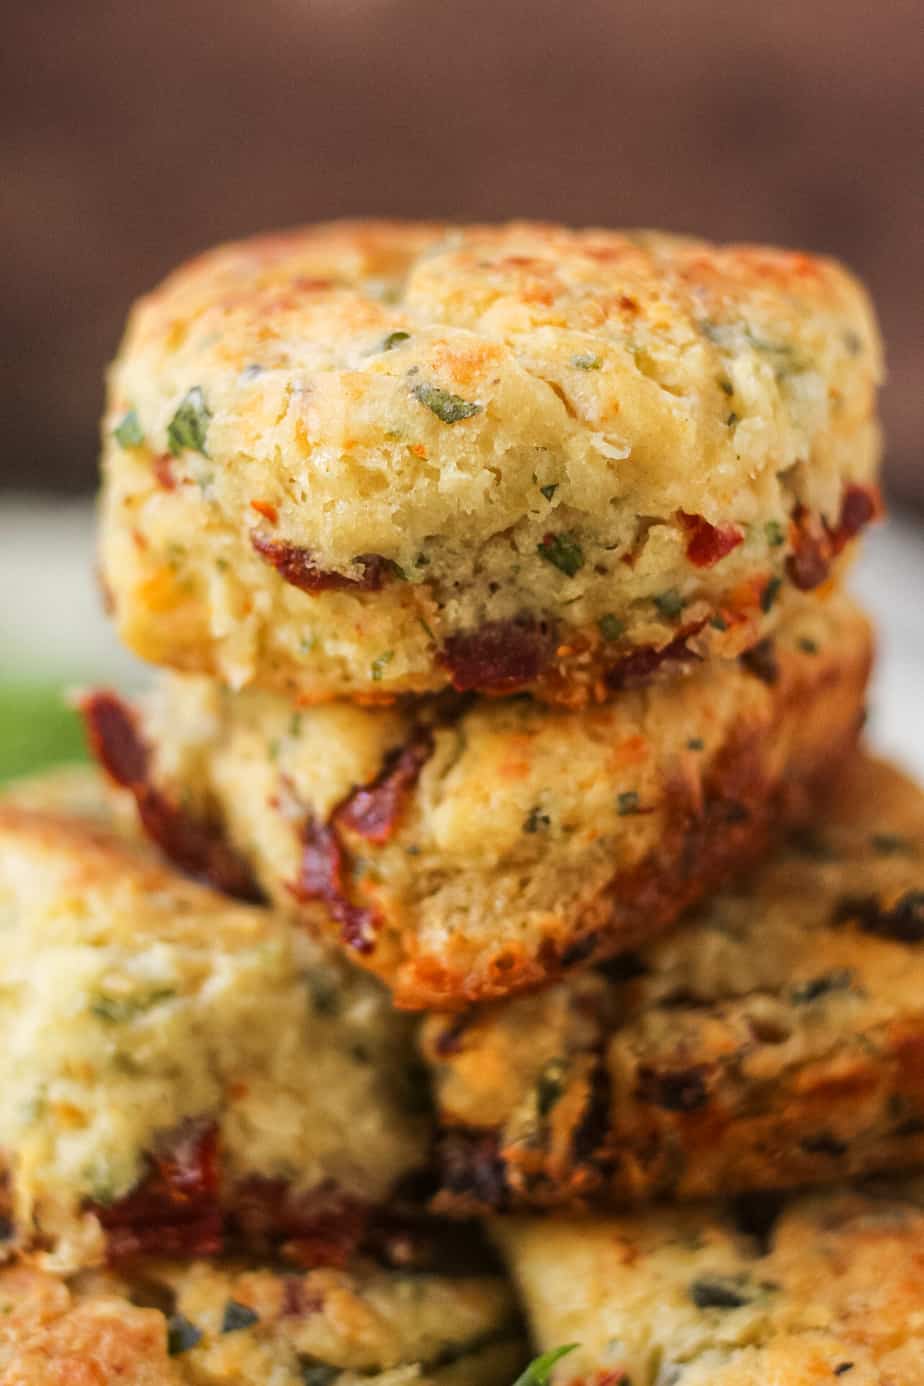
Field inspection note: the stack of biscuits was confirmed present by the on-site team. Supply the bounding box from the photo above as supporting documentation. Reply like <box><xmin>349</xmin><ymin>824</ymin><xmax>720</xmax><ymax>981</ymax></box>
<box><xmin>1</xmin><ymin>223</ymin><xmax>922</xmax><ymax>1385</ymax></box>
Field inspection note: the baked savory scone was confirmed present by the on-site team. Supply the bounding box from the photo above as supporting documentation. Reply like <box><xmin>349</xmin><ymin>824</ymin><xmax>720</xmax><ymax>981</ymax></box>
<box><xmin>83</xmin><ymin>594</ymin><xmax>870</xmax><ymax>1009</ymax></box>
<box><xmin>99</xmin><ymin>219</ymin><xmax>882</xmax><ymax>706</ymax></box>
<box><xmin>495</xmin><ymin>1177</ymin><xmax>924</xmax><ymax>1386</ymax></box>
<box><xmin>0</xmin><ymin>1250</ymin><xmax>523</xmax><ymax>1386</ymax></box>
<box><xmin>0</xmin><ymin>803</ymin><xmax>429</xmax><ymax>1272</ymax></box>
<box><xmin>423</xmin><ymin>753</ymin><xmax>924</xmax><ymax>1212</ymax></box>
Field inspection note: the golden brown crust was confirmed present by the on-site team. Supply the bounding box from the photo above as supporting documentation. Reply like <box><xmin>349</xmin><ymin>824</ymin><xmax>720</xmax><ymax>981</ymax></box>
<box><xmin>100</xmin><ymin>219</ymin><xmax>882</xmax><ymax>703</ymax></box>
<box><xmin>424</xmin><ymin>754</ymin><xmax>924</xmax><ymax>1214</ymax></box>
<box><xmin>0</xmin><ymin>1251</ymin><xmax>523</xmax><ymax>1386</ymax></box>
<box><xmin>94</xmin><ymin>595</ymin><xmax>871</xmax><ymax>1008</ymax></box>
<box><xmin>494</xmin><ymin>1177</ymin><xmax>924</xmax><ymax>1386</ymax></box>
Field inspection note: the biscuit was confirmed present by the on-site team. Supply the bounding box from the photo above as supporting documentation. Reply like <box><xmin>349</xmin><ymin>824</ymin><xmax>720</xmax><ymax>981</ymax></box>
<box><xmin>100</xmin><ymin>220</ymin><xmax>881</xmax><ymax>704</ymax></box>
<box><xmin>423</xmin><ymin>754</ymin><xmax>924</xmax><ymax>1212</ymax></box>
<box><xmin>495</xmin><ymin>1176</ymin><xmax>924</xmax><ymax>1386</ymax></box>
<box><xmin>84</xmin><ymin>594</ymin><xmax>870</xmax><ymax>1008</ymax></box>
<box><xmin>0</xmin><ymin>803</ymin><xmax>428</xmax><ymax>1272</ymax></box>
<box><xmin>0</xmin><ymin>1252</ymin><xmax>523</xmax><ymax>1386</ymax></box>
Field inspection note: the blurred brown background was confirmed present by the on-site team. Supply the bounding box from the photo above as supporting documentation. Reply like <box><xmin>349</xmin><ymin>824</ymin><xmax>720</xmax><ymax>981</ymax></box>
<box><xmin>2</xmin><ymin>0</ymin><xmax>920</xmax><ymax>501</ymax></box>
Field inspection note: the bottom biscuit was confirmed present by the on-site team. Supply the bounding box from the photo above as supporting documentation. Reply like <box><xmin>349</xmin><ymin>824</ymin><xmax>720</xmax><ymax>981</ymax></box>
<box><xmin>0</xmin><ymin>1251</ymin><xmax>524</xmax><ymax>1386</ymax></box>
<box><xmin>496</xmin><ymin>1176</ymin><xmax>924</xmax><ymax>1386</ymax></box>
<box><xmin>424</xmin><ymin>753</ymin><xmax>924</xmax><ymax>1212</ymax></box>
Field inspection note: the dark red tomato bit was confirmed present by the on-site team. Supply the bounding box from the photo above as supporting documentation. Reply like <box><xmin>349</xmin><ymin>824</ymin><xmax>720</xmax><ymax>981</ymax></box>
<box><xmin>230</xmin><ymin>1177</ymin><xmax>368</xmax><ymax>1269</ymax></box>
<box><xmin>337</xmin><ymin>728</ymin><xmax>434</xmax><ymax>844</ymax></box>
<box><xmin>80</xmin><ymin>691</ymin><xmax>262</xmax><ymax>903</ymax></box>
<box><xmin>785</xmin><ymin>507</ymin><xmax>831</xmax><ymax>591</ymax></box>
<box><xmin>153</xmin><ymin>454</ymin><xmax>178</xmax><ymax>490</ymax></box>
<box><xmin>294</xmin><ymin>815</ymin><xmax>379</xmax><ymax>954</ymax></box>
<box><xmin>91</xmin><ymin>1119</ymin><xmax>222</xmax><ymax>1264</ymax></box>
<box><xmin>604</xmin><ymin>630</ymin><xmax>701</xmax><ymax>692</ymax></box>
<box><xmin>828</xmin><ymin>483</ymin><xmax>880</xmax><ymax>554</ymax></box>
<box><xmin>679</xmin><ymin>512</ymin><xmax>744</xmax><ymax>568</ymax></box>
<box><xmin>442</xmin><ymin>617</ymin><xmax>559</xmax><ymax>692</ymax></box>
<box><xmin>251</xmin><ymin>534</ymin><xmax>392</xmax><ymax>594</ymax></box>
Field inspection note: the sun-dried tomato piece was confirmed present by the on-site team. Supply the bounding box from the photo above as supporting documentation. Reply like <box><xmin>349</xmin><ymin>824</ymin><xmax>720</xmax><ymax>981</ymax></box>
<box><xmin>337</xmin><ymin>728</ymin><xmax>434</xmax><ymax>845</ymax></box>
<box><xmin>294</xmin><ymin>815</ymin><xmax>379</xmax><ymax>954</ymax></box>
<box><xmin>91</xmin><ymin>1120</ymin><xmax>222</xmax><ymax>1264</ymax></box>
<box><xmin>80</xmin><ymin>692</ymin><xmax>261</xmax><ymax>902</ymax></box>
<box><xmin>604</xmin><ymin>630</ymin><xmax>701</xmax><ymax>691</ymax></box>
<box><xmin>829</xmin><ymin>483</ymin><xmax>880</xmax><ymax>553</ymax></box>
<box><xmin>442</xmin><ymin>617</ymin><xmax>559</xmax><ymax>693</ymax></box>
<box><xmin>679</xmin><ymin>512</ymin><xmax>744</xmax><ymax>568</ymax></box>
<box><xmin>251</xmin><ymin>533</ymin><xmax>392</xmax><ymax>593</ymax></box>
<box><xmin>230</xmin><ymin>1177</ymin><xmax>368</xmax><ymax>1269</ymax></box>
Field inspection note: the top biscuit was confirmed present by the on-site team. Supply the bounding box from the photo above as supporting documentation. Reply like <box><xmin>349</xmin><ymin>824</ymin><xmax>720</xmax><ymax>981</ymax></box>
<box><xmin>101</xmin><ymin>220</ymin><xmax>882</xmax><ymax>703</ymax></box>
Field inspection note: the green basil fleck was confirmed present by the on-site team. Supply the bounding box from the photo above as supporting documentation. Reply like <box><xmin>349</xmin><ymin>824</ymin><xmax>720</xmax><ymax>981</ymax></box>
<box><xmin>726</xmin><ymin>411</ymin><xmax>739</xmax><ymax>427</ymax></box>
<box><xmin>167</xmin><ymin>387</ymin><xmax>211</xmax><ymax>456</ymax></box>
<box><xmin>598</xmin><ymin>613</ymin><xmax>626</xmax><ymax>642</ymax></box>
<box><xmin>654</xmin><ymin>589</ymin><xmax>684</xmax><ymax>619</ymax></box>
<box><xmin>538</xmin><ymin>532</ymin><xmax>584</xmax><ymax>577</ymax></box>
<box><xmin>540</xmin><ymin>483</ymin><xmax>559</xmax><ymax>501</ymax></box>
<box><xmin>91</xmin><ymin>989</ymin><xmax>175</xmax><ymax>1024</ymax></box>
<box><xmin>513</xmin><ymin>1345</ymin><xmax>579</xmax><ymax>1386</ymax></box>
<box><xmin>572</xmin><ymin>352</ymin><xmax>602</xmax><ymax>370</ymax></box>
<box><xmin>383</xmin><ymin>330</ymin><xmax>411</xmax><ymax>350</ymax></box>
<box><xmin>689</xmin><ymin>1276</ymin><xmax>752</xmax><ymax>1310</ymax></box>
<box><xmin>167</xmin><ymin>1314</ymin><xmax>202</xmax><ymax>1356</ymax></box>
<box><xmin>300</xmin><ymin>1363</ymin><xmax>340</xmax><ymax>1386</ymax></box>
<box><xmin>710</xmin><ymin>614</ymin><xmax>729</xmax><ymax>631</ymax></box>
<box><xmin>290</xmin><ymin>711</ymin><xmax>303</xmax><ymax>738</ymax></box>
<box><xmin>765</xmin><ymin>520</ymin><xmax>785</xmax><ymax>548</ymax></box>
<box><xmin>536</xmin><ymin>1058</ymin><xmax>567</xmax><ymax>1116</ymax></box>
<box><xmin>617</xmin><ymin>791</ymin><xmax>642</xmax><ymax>816</ymax></box>
<box><xmin>687</xmin><ymin>737</ymin><xmax>704</xmax><ymax>751</ymax></box>
<box><xmin>371</xmin><ymin>651</ymin><xmax>394</xmax><ymax>681</ymax></box>
<box><xmin>761</xmin><ymin>576</ymin><xmax>782</xmax><ymax>613</ymax></box>
<box><xmin>412</xmin><ymin>382</ymin><xmax>481</xmax><ymax>423</ymax></box>
<box><xmin>113</xmin><ymin>409</ymin><xmax>144</xmax><ymax>449</ymax></box>
<box><xmin>524</xmin><ymin>806</ymin><xmax>551</xmax><ymax>834</ymax></box>
<box><xmin>798</xmin><ymin>636</ymin><xmax>818</xmax><ymax>655</ymax></box>
<box><xmin>717</xmin><ymin>377</ymin><xmax>734</xmax><ymax>396</ymax></box>
<box><xmin>221</xmin><ymin>1300</ymin><xmax>260</xmax><ymax>1333</ymax></box>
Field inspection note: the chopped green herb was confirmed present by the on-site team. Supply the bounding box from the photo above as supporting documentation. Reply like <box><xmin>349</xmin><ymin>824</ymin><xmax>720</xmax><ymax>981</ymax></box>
<box><xmin>572</xmin><ymin>352</ymin><xmax>602</xmax><ymax>370</ymax></box>
<box><xmin>215</xmin><ymin>556</ymin><xmax>229</xmax><ymax>572</ymax></box>
<box><xmin>540</xmin><ymin>483</ymin><xmax>559</xmax><ymax>501</ymax></box>
<box><xmin>761</xmin><ymin>576</ymin><xmax>782</xmax><ymax>613</ymax></box>
<box><xmin>389</xmin><ymin>561</ymin><xmax>408</xmax><ymax>581</ymax></box>
<box><xmin>871</xmin><ymin>833</ymin><xmax>914</xmax><ymax>856</ymax></box>
<box><xmin>221</xmin><ymin>1300</ymin><xmax>260</xmax><ymax>1334</ymax></box>
<box><xmin>91</xmin><ymin>989</ymin><xmax>175</xmax><ymax>1024</ymax></box>
<box><xmin>415</xmin><ymin>552</ymin><xmax>430</xmax><ymax>567</ymax></box>
<box><xmin>268</xmin><ymin>738</ymin><xmax>281</xmax><ymax>762</ymax></box>
<box><xmin>167</xmin><ymin>1314</ymin><xmax>202</xmax><ymax>1356</ymax></box>
<box><xmin>307</xmin><ymin>972</ymin><xmax>341</xmax><ymax>1016</ymax></box>
<box><xmin>371</xmin><ymin>651</ymin><xmax>394</xmax><ymax>681</ymax></box>
<box><xmin>598</xmin><ymin>613</ymin><xmax>626</xmax><ymax>642</ymax></box>
<box><xmin>717</xmin><ymin>377</ymin><xmax>734</xmax><ymax>396</ymax></box>
<box><xmin>765</xmin><ymin>520</ymin><xmax>785</xmax><ymax>548</ymax></box>
<box><xmin>524</xmin><ymin>806</ymin><xmax>551</xmax><ymax>834</ymax></box>
<box><xmin>689</xmin><ymin>1276</ymin><xmax>752</xmax><ymax>1310</ymax></box>
<box><xmin>798</xmin><ymin>636</ymin><xmax>819</xmax><ymax>655</ymax></box>
<box><xmin>412</xmin><ymin>382</ymin><xmax>481</xmax><ymax>423</ymax></box>
<box><xmin>710</xmin><ymin>614</ymin><xmax>728</xmax><ymax>631</ymax></box>
<box><xmin>536</xmin><ymin>1057</ymin><xmax>567</xmax><ymax>1117</ymax></box>
<box><xmin>417</xmin><ymin>615</ymin><xmax>436</xmax><ymax>642</ymax></box>
<box><xmin>167</xmin><ymin>387</ymin><xmax>211</xmax><ymax>456</ymax></box>
<box><xmin>538</xmin><ymin>532</ymin><xmax>584</xmax><ymax>577</ymax></box>
<box><xmin>726</xmin><ymin>411</ymin><xmax>740</xmax><ymax>427</ymax></box>
<box><xmin>299</xmin><ymin>1364</ymin><xmax>340</xmax><ymax>1386</ymax></box>
<box><xmin>289</xmin><ymin>711</ymin><xmax>303</xmax><ymax>738</ymax></box>
<box><xmin>513</xmin><ymin>1345</ymin><xmax>579</xmax><ymax>1386</ymax></box>
<box><xmin>113</xmin><ymin>409</ymin><xmax>144</xmax><ymax>449</ymax></box>
<box><xmin>617</xmin><ymin>791</ymin><xmax>642</xmax><ymax>816</ymax></box>
<box><xmin>654</xmin><ymin>589</ymin><xmax>684</xmax><ymax>619</ymax></box>
<box><xmin>789</xmin><ymin>970</ymin><xmax>854</xmax><ymax>1004</ymax></box>
<box><xmin>383</xmin><ymin>330</ymin><xmax>411</xmax><ymax>350</ymax></box>
<box><xmin>687</xmin><ymin>737</ymin><xmax>704</xmax><ymax>751</ymax></box>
